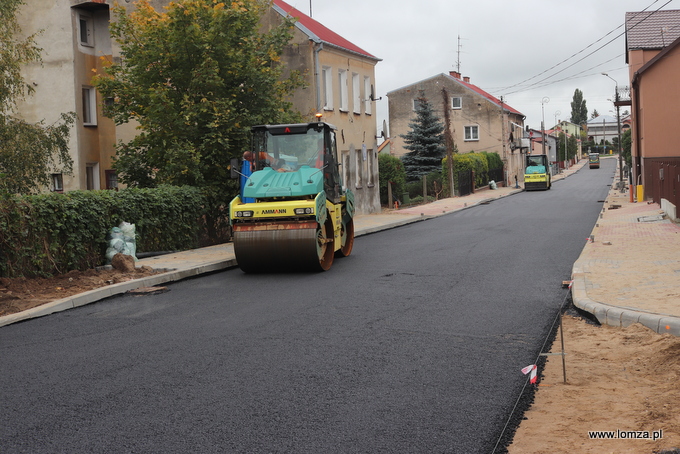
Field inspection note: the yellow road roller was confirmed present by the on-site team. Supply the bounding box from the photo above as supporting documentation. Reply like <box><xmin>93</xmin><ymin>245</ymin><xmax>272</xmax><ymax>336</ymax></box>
<box><xmin>229</xmin><ymin>121</ymin><xmax>355</xmax><ymax>272</ymax></box>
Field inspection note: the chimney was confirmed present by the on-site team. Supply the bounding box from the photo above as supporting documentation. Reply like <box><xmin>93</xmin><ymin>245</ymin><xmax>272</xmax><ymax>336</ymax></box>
<box><xmin>463</xmin><ymin>76</ymin><xmax>470</xmax><ymax>83</ymax></box>
<box><xmin>449</xmin><ymin>71</ymin><xmax>461</xmax><ymax>79</ymax></box>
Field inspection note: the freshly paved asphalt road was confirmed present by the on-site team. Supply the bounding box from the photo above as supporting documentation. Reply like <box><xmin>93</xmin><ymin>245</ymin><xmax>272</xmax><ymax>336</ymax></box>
<box><xmin>0</xmin><ymin>160</ymin><xmax>615</xmax><ymax>453</ymax></box>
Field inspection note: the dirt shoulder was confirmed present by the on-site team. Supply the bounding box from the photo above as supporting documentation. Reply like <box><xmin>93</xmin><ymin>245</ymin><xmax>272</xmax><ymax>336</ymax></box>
<box><xmin>0</xmin><ymin>266</ymin><xmax>157</xmax><ymax>317</ymax></box>
<box><xmin>508</xmin><ymin>314</ymin><xmax>680</xmax><ymax>453</ymax></box>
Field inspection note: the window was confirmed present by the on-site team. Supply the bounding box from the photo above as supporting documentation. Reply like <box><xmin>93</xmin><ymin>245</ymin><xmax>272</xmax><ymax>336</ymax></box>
<box><xmin>82</xmin><ymin>87</ymin><xmax>97</xmax><ymax>126</ymax></box>
<box><xmin>367</xmin><ymin>148</ymin><xmax>375</xmax><ymax>187</ymax></box>
<box><xmin>338</xmin><ymin>69</ymin><xmax>348</xmax><ymax>112</ymax></box>
<box><xmin>464</xmin><ymin>125</ymin><xmax>479</xmax><ymax>141</ymax></box>
<box><xmin>86</xmin><ymin>163</ymin><xmax>100</xmax><ymax>190</ymax></box>
<box><xmin>105</xmin><ymin>170</ymin><xmax>118</xmax><ymax>190</ymax></box>
<box><xmin>322</xmin><ymin>66</ymin><xmax>333</xmax><ymax>110</ymax></box>
<box><xmin>355</xmin><ymin>148</ymin><xmax>364</xmax><ymax>189</ymax></box>
<box><xmin>364</xmin><ymin>77</ymin><xmax>372</xmax><ymax>115</ymax></box>
<box><xmin>352</xmin><ymin>73</ymin><xmax>361</xmax><ymax>114</ymax></box>
<box><xmin>451</xmin><ymin>97</ymin><xmax>462</xmax><ymax>109</ymax></box>
<box><xmin>51</xmin><ymin>174</ymin><xmax>63</xmax><ymax>192</ymax></box>
<box><xmin>341</xmin><ymin>150</ymin><xmax>350</xmax><ymax>190</ymax></box>
<box><xmin>78</xmin><ymin>13</ymin><xmax>94</xmax><ymax>47</ymax></box>
<box><xmin>413</xmin><ymin>98</ymin><xmax>423</xmax><ymax>111</ymax></box>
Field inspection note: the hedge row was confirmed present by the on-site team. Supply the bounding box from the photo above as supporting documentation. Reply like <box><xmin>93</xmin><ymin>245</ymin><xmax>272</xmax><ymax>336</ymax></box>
<box><xmin>0</xmin><ymin>186</ymin><xmax>222</xmax><ymax>278</ymax></box>
<box><xmin>442</xmin><ymin>151</ymin><xmax>501</xmax><ymax>194</ymax></box>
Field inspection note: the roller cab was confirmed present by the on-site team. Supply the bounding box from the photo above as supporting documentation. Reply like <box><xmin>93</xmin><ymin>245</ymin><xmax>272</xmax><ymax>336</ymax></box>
<box><xmin>230</xmin><ymin>122</ymin><xmax>355</xmax><ymax>272</ymax></box>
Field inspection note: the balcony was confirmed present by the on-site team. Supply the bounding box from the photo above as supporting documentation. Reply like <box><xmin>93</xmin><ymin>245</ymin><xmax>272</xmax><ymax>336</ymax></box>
<box><xmin>614</xmin><ymin>86</ymin><xmax>632</xmax><ymax>107</ymax></box>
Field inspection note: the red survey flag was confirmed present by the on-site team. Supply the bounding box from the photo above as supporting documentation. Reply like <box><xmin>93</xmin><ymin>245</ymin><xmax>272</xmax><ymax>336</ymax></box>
<box><xmin>522</xmin><ymin>364</ymin><xmax>538</xmax><ymax>384</ymax></box>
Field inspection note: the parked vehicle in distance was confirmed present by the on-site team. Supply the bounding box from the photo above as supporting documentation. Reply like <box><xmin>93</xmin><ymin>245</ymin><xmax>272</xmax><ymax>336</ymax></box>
<box><xmin>589</xmin><ymin>153</ymin><xmax>600</xmax><ymax>169</ymax></box>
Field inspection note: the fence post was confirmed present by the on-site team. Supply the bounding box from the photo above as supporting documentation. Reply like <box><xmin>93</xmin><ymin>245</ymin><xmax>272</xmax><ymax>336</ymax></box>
<box><xmin>387</xmin><ymin>181</ymin><xmax>393</xmax><ymax>208</ymax></box>
<box><xmin>422</xmin><ymin>175</ymin><xmax>427</xmax><ymax>202</ymax></box>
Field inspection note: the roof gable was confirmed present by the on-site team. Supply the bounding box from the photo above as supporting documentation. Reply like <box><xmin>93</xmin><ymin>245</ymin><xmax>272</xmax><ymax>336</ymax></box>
<box><xmin>444</xmin><ymin>73</ymin><xmax>523</xmax><ymax>116</ymax></box>
<box><xmin>388</xmin><ymin>73</ymin><xmax>523</xmax><ymax>117</ymax></box>
<box><xmin>272</xmin><ymin>0</ymin><xmax>379</xmax><ymax>61</ymax></box>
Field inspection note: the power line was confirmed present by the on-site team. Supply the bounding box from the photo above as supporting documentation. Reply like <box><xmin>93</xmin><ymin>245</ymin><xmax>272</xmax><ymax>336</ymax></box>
<box><xmin>494</xmin><ymin>0</ymin><xmax>675</xmax><ymax>95</ymax></box>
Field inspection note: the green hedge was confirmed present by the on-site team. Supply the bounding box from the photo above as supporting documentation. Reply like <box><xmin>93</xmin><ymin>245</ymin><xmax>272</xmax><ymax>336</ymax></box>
<box><xmin>443</xmin><ymin>152</ymin><xmax>496</xmax><ymax>194</ymax></box>
<box><xmin>0</xmin><ymin>186</ymin><xmax>221</xmax><ymax>278</ymax></box>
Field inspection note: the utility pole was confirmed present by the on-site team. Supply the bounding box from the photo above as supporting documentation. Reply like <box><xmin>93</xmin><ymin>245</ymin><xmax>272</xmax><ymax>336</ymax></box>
<box><xmin>500</xmin><ymin>96</ymin><xmax>507</xmax><ymax>182</ymax></box>
<box><xmin>602</xmin><ymin>73</ymin><xmax>625</xmax><ymax>191</ymax></box>
<box><xmin>442</xmin><ymin>88</ymin><xmax>455</xmax><ymax>196</ymax></box>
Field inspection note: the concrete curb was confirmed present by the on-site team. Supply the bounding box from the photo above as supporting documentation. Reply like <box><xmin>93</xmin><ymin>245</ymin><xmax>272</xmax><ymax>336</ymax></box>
<box><xmin>0</xmin><ymin>259</ymin><xmax>239</xmax><ymax>327</ymax></box>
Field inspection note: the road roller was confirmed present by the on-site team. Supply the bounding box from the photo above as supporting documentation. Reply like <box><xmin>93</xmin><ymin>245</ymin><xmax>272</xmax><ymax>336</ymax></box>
<box><xmin>229</xmin><ymin>121</ymin><xmax>355</xmax><ymax>272</ymax></box>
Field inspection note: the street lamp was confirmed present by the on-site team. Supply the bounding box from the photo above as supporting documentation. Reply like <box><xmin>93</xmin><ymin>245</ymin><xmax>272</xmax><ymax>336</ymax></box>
<box><xmin>602</xmin><ymin>72</ymin><xmax>624</xmax><ymax>191</ymax></box>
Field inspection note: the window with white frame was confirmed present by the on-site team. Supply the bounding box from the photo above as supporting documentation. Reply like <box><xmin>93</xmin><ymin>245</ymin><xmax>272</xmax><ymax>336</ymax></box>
<box><xmin>413</xmin><ymin>98</ymin><xmax>423</xmax><ymax>111</ymax></box>
<box><xmin>364</xmin><ymin>76</ymin><xmax>372</xmax><ymax>115</ymax></box>
<box><xmin>51</xmin><ymin>174</ymin><xmax>63</xmax><ymax>192</ymax></box>
<box><xmin>352</xmin><ymin>73</ymin><xmax>361</xmax><ymax>114</ymax></box>
<box><xmin>82</xmin><ymin>86</ymin><xmax>97</xmax><ymax>126</ymax></box>
<box><xmin>464</xmin><ymin>125</ymin><xmax>479</xmax><ymax>141</ymax></box>
<box><xmin>338</xmin><ymin>69</ymin><xmax>348</xmax><ymax>112</ymax></box>
<box><xmin>322</xmin><ymin>66</ymin><xmax>333</xmax><ymax>110</ymax></box>
<box><xmin>78</xmin><ymin>12</ymin><xmax>94</xmax><ymax>47</ymax></box>
<box><xmin>451</xmin><ymin>97</ymin><xmax>462</xmax><ymax>109</ymax></box>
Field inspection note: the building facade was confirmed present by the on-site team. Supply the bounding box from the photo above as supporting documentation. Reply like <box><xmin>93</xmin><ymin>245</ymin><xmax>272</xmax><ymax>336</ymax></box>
<box><xmin>626</xmin><ymin>9</ymin><xmax>680</xmax><ymax>210</ymax></box>
<box><xmin>15</xmin><ymin>0</ymin><xmax>164</xmax><ymax>192</ymax></box>
<box><xmin>387</xmin><ymin>72</ymin><xmax>526</xmax><ymax>185</ymax></box>
<box><xmin>586</xmin><ymin>115</ymin><xmax>620</xmax><ymax>146</ymax></box>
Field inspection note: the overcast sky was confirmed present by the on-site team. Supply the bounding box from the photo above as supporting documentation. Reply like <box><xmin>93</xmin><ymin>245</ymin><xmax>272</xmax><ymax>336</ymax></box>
<box><xmin>284</xmin><ymin>0</ymin><xmax>678</xmax><ymax>135</ymax></box>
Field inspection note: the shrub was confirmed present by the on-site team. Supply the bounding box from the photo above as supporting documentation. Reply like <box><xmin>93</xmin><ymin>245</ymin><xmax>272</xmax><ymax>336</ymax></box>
<box><xmin>378</xmin><ymin>153</ymin><xmax>407</xmax><ymax>205</ymax></box>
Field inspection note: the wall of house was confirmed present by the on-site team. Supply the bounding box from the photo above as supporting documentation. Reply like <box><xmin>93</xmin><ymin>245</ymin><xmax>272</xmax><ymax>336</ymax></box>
<box><xmin>634</xmin><ymin>46</ymin><xmax>680</xmax><ymax>160</ymax></box>
<box><xmin>388</xmin><ymin>74</ymin><xmax>525</xmax><ymax>185</ymax></box>
<box><xmin>16</xmin><ymin>1</ymin><xmax>80</xmax><ymax>191</ymax></box>
<box><xmin>628</xmin><ymin>44</ymin><xmax>680</xmax><ymax>208</ymax></box>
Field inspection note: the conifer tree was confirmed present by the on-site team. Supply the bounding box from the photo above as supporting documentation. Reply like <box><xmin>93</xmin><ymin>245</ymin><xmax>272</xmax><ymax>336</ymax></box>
<box><xmin>400</xmin><ymin>94</ymin><xmax>445</xmax><ymax>181</ymax></box>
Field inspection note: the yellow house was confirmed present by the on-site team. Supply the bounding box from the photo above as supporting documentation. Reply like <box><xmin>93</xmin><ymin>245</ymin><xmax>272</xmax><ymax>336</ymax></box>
<box><xmin>267</xmin><ymin>0</ymin><xmax>382</xmax><ymax>214</ymax></box>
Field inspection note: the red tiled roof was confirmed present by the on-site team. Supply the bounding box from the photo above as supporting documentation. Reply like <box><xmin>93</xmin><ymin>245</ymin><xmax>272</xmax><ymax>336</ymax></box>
<box><xmin>273</xmin><ymin>0</ymin><xmax>379</xmax><ymax>60</ymax></box>
<box><xmin>446</xmin><ymin>74</ymin><xmax>524</xmax><ymax>116</ymax></box>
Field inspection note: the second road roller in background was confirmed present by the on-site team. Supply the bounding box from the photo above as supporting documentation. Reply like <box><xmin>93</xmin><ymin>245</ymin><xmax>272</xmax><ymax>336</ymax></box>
<box><xmin>229</xmin><ymin>121</ymin><xmax>355</xmax><ymax>272</ymax></box>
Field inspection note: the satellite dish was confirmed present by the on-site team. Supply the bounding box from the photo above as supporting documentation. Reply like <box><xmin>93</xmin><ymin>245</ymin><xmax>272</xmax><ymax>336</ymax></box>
<box><xmin>382</xmin><ymin>119</ymin><xmax>388</xmax><ymax>138</ymax></box>
<box><xmin>370</xmin><ymin>84</ymin><xmax>382</xmax><ymax>102</ymax></box>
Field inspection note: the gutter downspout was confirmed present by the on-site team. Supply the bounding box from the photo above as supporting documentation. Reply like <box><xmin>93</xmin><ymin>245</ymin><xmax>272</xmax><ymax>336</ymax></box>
<box><xmin>632</xmin><ymin>71</ymin><xmax>642</xmax><ymax>196</ymax></box>
<box><xmin>313</xmin><ymin>42</ymin><xmax>324</xmax><ymax>113</ymax></box>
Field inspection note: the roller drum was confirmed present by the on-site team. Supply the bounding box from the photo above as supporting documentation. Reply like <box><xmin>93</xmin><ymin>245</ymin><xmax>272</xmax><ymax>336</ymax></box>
<box><xmin>233</xmin><ymin>221</ymin><xmax>333</xmax><ymax>272</ymax></box>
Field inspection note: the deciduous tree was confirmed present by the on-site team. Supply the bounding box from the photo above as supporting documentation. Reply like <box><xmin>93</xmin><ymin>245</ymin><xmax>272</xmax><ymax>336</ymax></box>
<box><xmin>93</xmin><ymin>0</ymin><xmax>303</xmax><ymax>193</ymax></box>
